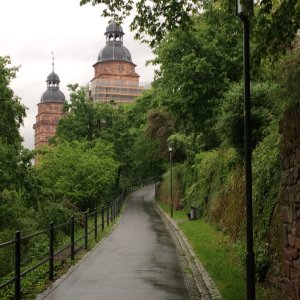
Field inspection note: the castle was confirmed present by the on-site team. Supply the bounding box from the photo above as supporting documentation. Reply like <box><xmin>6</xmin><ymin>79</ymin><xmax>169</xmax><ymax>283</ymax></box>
<box><xmin>34</xmin><ymin>20</ymin><xmax>146</xmax><ymax>149</ymax></box>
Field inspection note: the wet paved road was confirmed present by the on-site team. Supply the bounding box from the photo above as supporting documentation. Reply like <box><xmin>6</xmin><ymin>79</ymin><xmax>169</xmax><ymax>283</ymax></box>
<box><xmin>42</xmin><ymin>185</ymin><xmax>190</xmax><ymax>300</ymax></box>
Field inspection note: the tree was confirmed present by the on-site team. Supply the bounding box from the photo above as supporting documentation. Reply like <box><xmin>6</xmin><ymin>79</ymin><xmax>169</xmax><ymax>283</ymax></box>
<box><xmin>215</xmin><ymin>81</ymin><xmax>280</xmax><ymax>156</ymax></box>
<box><xmin>253</xmin><ymin>0</ymin><xmax>300</xmax><ymax>63</ymax></box>
<box><xmin>151</xmin><ymin>5</ymin><xmax>243</xmax><ymax>136</ymax></box>
<box><xmin>56</xmin><ymin>84</ymin><xmax>116</xmax><ymax>142</ymax></box>
<box><xmin>0</xmin><ymin>56</ymin><xmax>28</xmax><ymax>192</ymax></box>
<box><xmin>0</xmin><ymin>56</ymin><xmax>26</xmax><ymax>148</ymax></box>
<box><xmin>80</xmin><ymin>0</ymin><xmax>300</xmax><ymax>61</ymax></box>
<box><xmin>36</xmin><ymin>140</ymin><xmax>119</xmax><ymax>211</ymax></box>
<box><xmin>79</xmin><ymin>0</ymin><xmax>201</xmax><ymax>47</ymax></box>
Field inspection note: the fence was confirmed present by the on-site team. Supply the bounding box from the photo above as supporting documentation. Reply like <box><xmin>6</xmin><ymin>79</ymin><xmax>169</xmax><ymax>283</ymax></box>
<box><xmin>0</xmin><ymin>178</ymin><xmax>156</xmax><ymax>300</ymax></box>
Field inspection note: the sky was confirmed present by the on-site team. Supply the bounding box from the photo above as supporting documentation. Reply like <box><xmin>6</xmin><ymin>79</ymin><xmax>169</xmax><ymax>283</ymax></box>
<box><xmin>0</xmin><ymin>0</ymin><xmax>155</xmax><ymax>149</ymax></box>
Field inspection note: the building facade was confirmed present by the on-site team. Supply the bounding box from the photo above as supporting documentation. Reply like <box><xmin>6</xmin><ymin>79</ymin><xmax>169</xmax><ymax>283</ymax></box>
<box><xmin>33</xmin><ymin>69</ymin><xmax>65</xmax><ymax>148</ymax></box>
<box><xmin>90</xmin><ymin>20</ymin><xmax>146</xmax><ymax>104</ymax></box>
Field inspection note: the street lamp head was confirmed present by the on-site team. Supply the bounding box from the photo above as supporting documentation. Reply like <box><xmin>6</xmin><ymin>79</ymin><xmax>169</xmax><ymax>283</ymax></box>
<box><xmin>236</xmin><ymin>0</ymin><xmax>253</xmax><ymax>17</ymax></box>
<box><xmin>168</xmin><ymin>146</ymin><xmax>173</xmax><ymax>152</ymax></box>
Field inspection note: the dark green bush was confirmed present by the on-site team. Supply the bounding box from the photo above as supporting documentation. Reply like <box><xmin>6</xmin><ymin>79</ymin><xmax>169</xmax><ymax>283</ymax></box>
<box><xmin>216</xmin><ymin>81</ymin><xmax>280</xmax><ymax>156</ymax></box>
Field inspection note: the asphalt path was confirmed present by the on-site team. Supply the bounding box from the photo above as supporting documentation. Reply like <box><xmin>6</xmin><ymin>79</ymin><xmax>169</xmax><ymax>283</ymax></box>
<box><xmin>41</xmin><ymin>184</ymin><xmax>190</xmax><ymax>300</ymax></box>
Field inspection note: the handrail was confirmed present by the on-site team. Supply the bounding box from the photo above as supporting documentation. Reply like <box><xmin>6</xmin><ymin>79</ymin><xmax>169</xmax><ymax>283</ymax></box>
<box><xmin>21</xmin><ymin>228</ymin><xmax>49</xmax><ymax>241</ymax></box>
<box><xmin>0</xmin><ymin>177</ymin><xmax>157</xmax><ymax>300</ymax></box>
<box><xmin>54</xmin><ymin>221</ymin><xmax>71</xmax><ymax>230</ymax></box>
<box><xmin>0</xmin><ymin>240</ymin><xmax>14</xmax><ymax>248</ymax></box>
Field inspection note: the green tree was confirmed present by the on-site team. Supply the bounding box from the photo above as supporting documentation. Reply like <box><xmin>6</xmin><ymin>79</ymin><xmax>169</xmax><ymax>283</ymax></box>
<box><xmin>216</xmin><ymin>81</ymin><xmax>280</xmax><ymax>156</ymax></box>
<box><xmin>79</xmin><ymin>0</ymin><xmax>201</xmax><ymax>47</ymax></box>
<box><xmin>36</xmin><ymin>140</ymin><xmax>119</xmax><ymax>211</ymax></box>
<box><xmin>80</xmin><ymin>0</ymin><xmax>300</xmax><ymax>61</ymax></box>
<box><xmin>151</xmin><ymin>6</ymin><xmax>242</xmax><ymax>137</ymax></box>
<box><xmin>56</xmin><ymin>84</ymin><xmax>116</xmax><ymax>142</ymax></box>
<box><xmin>253</xmin><ymin>0</ymin><xmax>300</xmax><ymax>63</ymax></box>
<box><xmin>0</xmin><ymin>56</ymin><xmax>26</xmax><ymax>148</ymax></box>
<box><xmin>0</xmin><ymin>56</ymin><xmax>28</xmax><ymax>192</ymax></box>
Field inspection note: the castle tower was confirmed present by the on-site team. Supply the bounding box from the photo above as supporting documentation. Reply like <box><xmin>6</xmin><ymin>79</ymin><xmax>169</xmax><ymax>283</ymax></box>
<box><xmin>90</xmin><ymin>20</ymin><xmax>144</xmax><ymax>104</ymax></box>
<box><xmin>33</xmin><ymin>62</ymin><xmax>65</xmax><ymax>148</ymax></box>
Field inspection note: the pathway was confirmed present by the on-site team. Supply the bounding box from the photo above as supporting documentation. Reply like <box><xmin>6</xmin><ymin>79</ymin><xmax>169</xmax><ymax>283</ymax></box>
<box><xmin>40</xmin><ymin>184</ymin><xmax>190</xmax><ymax>300</ymax></box>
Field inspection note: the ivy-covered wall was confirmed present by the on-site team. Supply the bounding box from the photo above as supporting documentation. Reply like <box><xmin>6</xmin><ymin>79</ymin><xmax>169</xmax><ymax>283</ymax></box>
<box><xmin>281</xmin><ymin>102</ymin><xmax>300</xmax><ymax>299</ymax></box>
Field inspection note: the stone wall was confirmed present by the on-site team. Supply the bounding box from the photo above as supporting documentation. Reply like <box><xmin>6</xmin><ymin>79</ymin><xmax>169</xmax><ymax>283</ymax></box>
<box><xmin>281</xmin><ymin>102</ymin><xmax>300</xmax><ymax>299</ymax></box>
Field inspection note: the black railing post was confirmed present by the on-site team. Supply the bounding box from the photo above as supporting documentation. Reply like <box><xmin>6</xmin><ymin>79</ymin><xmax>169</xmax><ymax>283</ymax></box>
<box><xmin>94</xmin><ymin>208</ymin><xmax>97</xmax><ymax>240</ymax></box>
<box><xmin>111</xmin><ymin>203</ymin><xmax>113</xmax><ymax>222</ymax></box>
<box><xmin>101</xmin><ymin>208</ymin><xmax>105</xmax><ymax>231</ymax></box>
<box><xmin>71</xmin><ymin>216</ymin><xmax>75</xmax><ymax>260</ymax></box>
<box><xmin>15</xmin><ymin>231</ymin><xmax>21</xmax><ymax>300</ymax></box>
<box><xmin>113</xmin><ymin>201</ymin><xmax>115</xmax><ymax>220</ymax></box>
<box><xmin>49</xmin><ymin>222</ymin><xmax>54</xmax><ymax>280</ymax></box>
<box><xmin>107</xmin><ymin>206</ymin><xmax>109</xmax><ymax>227</ymax></box>
<box><xmin>84</xmin><ymin>212</ymin><xmax>88</xmax><ymax>250</ymax></box>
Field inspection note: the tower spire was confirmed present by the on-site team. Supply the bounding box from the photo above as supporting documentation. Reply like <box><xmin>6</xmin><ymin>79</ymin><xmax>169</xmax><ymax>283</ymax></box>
<box><xmin>51</xmin><ymin>51</ymin><xmax>55</xmax><ymax>72</ymax></box>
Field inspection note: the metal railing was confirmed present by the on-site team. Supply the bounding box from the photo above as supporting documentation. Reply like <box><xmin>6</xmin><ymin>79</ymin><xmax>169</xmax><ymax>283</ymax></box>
<box><xmin>0</xmin><ymin>178</ymin><xmax>157</xmax><ymax>299</ymax></box>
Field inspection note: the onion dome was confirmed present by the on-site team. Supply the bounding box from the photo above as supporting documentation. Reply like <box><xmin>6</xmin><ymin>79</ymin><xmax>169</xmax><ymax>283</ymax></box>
<box><xmin>47</xmin><ymin>71</ymin><xmax>60</xmax><ymax>83</ymax></box>
<box><xmin>40</xmin><ymin>70</ymin><xmax>65</xmax><ymax>103</ymax></box>
<box><xmin>105</xmin><ymin>21</ymin><xmax>124</xmax><ymax>35</ymax></box>
<box><xmin>97</xmin><ymin>20</ymin><xmax>132</xmax><ymax>63</ymax></box>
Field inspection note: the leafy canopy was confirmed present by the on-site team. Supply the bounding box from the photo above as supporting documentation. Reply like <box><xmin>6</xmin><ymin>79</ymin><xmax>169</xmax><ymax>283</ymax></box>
<box><xmin>36</xmin><ymin>140</ymin><xmax>119</xmax><ymax>210</ymax></box>
<box><xmin>216</xmin><ymin>81</ymin><xmax>280</xmax><ymax>156</ymax></box>
<box><xmin>80</xmin><ymin>0</ymin><xmax>300</xmax><ymax>62</ymax></box>
<box><xmin>152</xmin><ymin>5</ymin><xmax>242</xmax><ymax>135</ymax></box>
<box><xmin>0</xmin><ymin>56</ymin><xmax>26</xmax><ymax>148</ymax></box>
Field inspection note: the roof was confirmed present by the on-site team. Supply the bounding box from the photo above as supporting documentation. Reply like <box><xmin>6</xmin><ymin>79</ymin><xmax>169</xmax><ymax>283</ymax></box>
<box><xmin>98</xmin><ymin>42</ymin><xmax>132</xmax><ymax>63</ymax></box>
<box><xmin>40</xmin><ymin>70</ymin><xmax>65</xmax><ymax>103</ymax></box>
<box><xmin>41</xmin><ymin>87</ymin><xmax>65</xmax><ymax>103</ymax></box>
<box><xmin>47</xmin><ymin>71</ymin><xmax>60</xmax><ymax>83</ymax></box>
<box><xmin>105</xmin><ymin>20</ymin><xmax>123</xmax><ymax>35</ymax></box>
<box><xmin>97</xmin><ymin>20</ymin><xmax>132</xmax><ymax>63</ymax></box>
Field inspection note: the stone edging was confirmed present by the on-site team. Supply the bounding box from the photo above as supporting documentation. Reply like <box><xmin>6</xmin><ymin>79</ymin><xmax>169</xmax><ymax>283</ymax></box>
<box><xmin>155</xmin><ymin>203</ymin><xmax>222</xmax><ymax>300</ymax></box>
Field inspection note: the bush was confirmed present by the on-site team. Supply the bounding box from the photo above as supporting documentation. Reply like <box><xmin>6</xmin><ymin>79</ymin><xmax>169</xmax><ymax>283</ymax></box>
<box><xmin>182</xmin><ymin>147</ymin><xmax>240</xmax><ymax>212</ymax></box>
<box><xmin>216</xmin><ymin>81</ymin><xmax>280</xmax><ymax>156</ymax></box>
<box><xmin>252</xmin><ymin>127</ymin><xmax>281</xmax><ymax>281</ymax></box>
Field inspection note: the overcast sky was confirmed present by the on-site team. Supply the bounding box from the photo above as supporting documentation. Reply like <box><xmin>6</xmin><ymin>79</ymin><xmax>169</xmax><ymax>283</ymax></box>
<box><xmin>0</xmin><ymin>0</ymin><xmax>155</xmax><ymax>149</ymax></box>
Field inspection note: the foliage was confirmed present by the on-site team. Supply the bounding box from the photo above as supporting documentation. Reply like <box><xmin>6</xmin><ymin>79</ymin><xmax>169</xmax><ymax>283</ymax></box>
<box><xmin>57</xmin><ymin>87</ymin><xmax>164</xmax><ymax>185</ymax></box>
<box><xmin>79</xmin><ymin>0</ymin><xmax>300</xmax><ymax>63</ymax></box>
<box><xmin>0</xmin><ymin>189</ymin><xmax>37</xmax><ymax>233</ymax></box>
<box><xmin>56</xmin><ymin>84</ymin><xmax>116</xmax><ymax>142</ymax></box>
<box><xmin>129</xmin><ymin>133</ymin><xmax>164</xmax><ymax>181</ymax></box>
<box><xmin>0</xmin><ymin>56</ymin><xmax>26</xmax><ymax>148</ymax></box>
<box><xmin>216</xmin><ymin>81</ymin><xmax>280</xmax><ymax>156</ymax></box>
<box><xmin>157</xmin><ymin>201</ymin><xmax>246</xmax><ymax>300</ymax></box>
<box><xmin>252</xmin><ymin>127</ymin><xmax>281</xmax><ymax>281</ymax></box>
<box><xmin>271</xmin><ymin>49</ymin><xmax>300</xmax><ymax>106</ymax></box>
<box><xmin>180</xmin><ymin>147</ymin><xmax>240</xmax><ymax>212</ymax></box>
<box><xmin>152</xmin><ymin>6</ymin><xmax>243</xmax><ymax>135</ymax></box>
<box><xmin>0</xmin><ymin>56</ymin><xmax>30</xmax><ymax>192</ymax></box>
<box><xmin>79</xmin><ymin>0</ymin><xmax>201</xmax><ymax>47</ymax></box>
<box><xmin>36</xmin><ymin>201</ymin><xmax>74</xmax><ymax>230</ymax></box>
<box><xmin>145</xmin><ymin>109</ymin><xmax>174</xmax><ymax>159</ymax></box>
<box><xmin>253</xmin><ymin>0</ymin><xmax>300</xmax><ymax>64</ymax></box>
<box><xmin>36</xmin><ymin>140</ymin><xmax>119</xmax><ymax>210</ymax></box>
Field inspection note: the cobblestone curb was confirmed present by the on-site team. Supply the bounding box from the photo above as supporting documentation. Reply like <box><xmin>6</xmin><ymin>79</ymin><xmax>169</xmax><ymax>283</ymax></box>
<box><xmin>155</xmin><ymin>204</ymin><xmax>222</xmax><ymax>300</ymax></box>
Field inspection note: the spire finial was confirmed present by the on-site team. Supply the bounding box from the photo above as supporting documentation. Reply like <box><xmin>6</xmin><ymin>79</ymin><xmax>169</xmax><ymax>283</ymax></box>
<box><xmin>51</xmin><ymin>51</ymin><xmax>55</xmax><ymax>72</ymax></box>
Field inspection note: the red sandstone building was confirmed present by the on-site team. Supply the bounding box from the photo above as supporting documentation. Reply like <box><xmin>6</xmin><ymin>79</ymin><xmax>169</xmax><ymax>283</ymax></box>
<box><xmin>90</xmin><ymin>20</ymin><xmax>147</xmax><ymax>104</ymax></box>
<box><xmin>33</xmin><ymin>69</ymin><xmax>65</xmax><ymax>149</ymax></box>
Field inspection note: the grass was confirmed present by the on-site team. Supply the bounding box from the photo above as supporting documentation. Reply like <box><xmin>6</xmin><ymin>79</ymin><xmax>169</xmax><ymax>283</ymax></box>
<box><xmin>158</xmin><ymin>200</ymin><xmax>279</xmax><ymax>299</ymax></box>
<box><xmin>157</xmin><ymin>200</ymin><xmax>257</xmax><ymax>300</ymax></box>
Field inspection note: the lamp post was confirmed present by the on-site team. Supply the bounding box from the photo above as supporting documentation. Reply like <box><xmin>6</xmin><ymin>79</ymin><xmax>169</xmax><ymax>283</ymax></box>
<box><xmin>236</xmin><ymin>1</ymin><xmax>255</xmax><ymax>299</ymax></box>
<box><xmin>169</xmin><ymin>146</ymin><xmax>173</xmax><ymax>218</ymax></box>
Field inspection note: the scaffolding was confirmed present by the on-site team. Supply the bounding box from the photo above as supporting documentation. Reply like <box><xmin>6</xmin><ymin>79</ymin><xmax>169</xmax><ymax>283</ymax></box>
<box><xmin>91</xmin><ymin>80</ymin><xmax>151</xmax><ymax>104</ymax></box>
